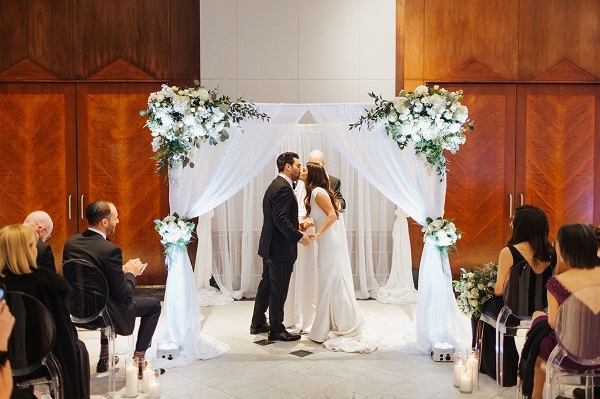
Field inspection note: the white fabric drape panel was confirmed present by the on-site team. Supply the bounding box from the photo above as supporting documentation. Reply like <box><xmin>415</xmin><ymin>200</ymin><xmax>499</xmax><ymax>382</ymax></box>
<box><xmin>307</xmin><ymin>104</ymin><xmax>467</xmax><ymax>353</ymax></box>
<box><xmin>156</xmin><ymin>104</ymin><xmax>307</xmax><ymax>363</ymax></box>
<box><xmin>211</xmin><ymin>123</ymin><xmax>397</xmax><ymax>300</ymax></box>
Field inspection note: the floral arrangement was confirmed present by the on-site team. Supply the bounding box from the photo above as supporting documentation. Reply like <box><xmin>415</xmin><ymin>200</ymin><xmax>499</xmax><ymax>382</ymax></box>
<box><xmin>421</xmin><ymin>217</ymin><xmax>462</xmax><ymax>255</ymax></box>
<box><xmin>154</xmin><ymin>213</ymin><xmax>195</xmax><ymax>267</ymax></box>
<box><xmin>453</xmin><ymin>262</ymin><xmax>498</xmax><ymax>318</ymax></box>
<box><xmin>141</xmin><ymin>81</ymin><xmax>270</xmax><ymax>174</ymax></box>
<box><xmin>349</xmin><ymin>85</ymin><xmax>474</xmax><ymax>175</ymax></box>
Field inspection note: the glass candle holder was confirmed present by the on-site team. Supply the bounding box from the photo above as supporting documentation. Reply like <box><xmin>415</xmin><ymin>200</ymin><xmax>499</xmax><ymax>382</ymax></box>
<box><xmin>125</xmin><ymin>357</ymin><xmax>139</xmax><ymax>398</ymax></box>
<box><xmin>147</xmin><ymin>369</ymin><xmax>162</xmax><ymax>398</ymax></box>
<box><xmin>467</xmin><ymin>348</ymin><xmax>480</xmax><ymax>389</ymax></box>
<box><xmin>459</xmin><ymin>370</ymin><xmax>473</xmax><ymax>393</ymax></box>
<box><xmin>453</xmin><ymin>351</ymin><xmax>466</xmax><ymax>388</ymax></box>
<box><xmin>142</xmin><ymin>360</ymin><xmax>154</xmax><ymax>393</ymax></box>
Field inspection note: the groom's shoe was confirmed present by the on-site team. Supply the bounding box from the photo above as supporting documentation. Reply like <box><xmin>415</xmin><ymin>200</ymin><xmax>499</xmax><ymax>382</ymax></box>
<box><xmin>268</xmin><ymin>330</ymin><xmax>301</xmax><ymax>342</ymax></box>
<box><xmin>250</xmin><ymin>323</ymin><xmax>270</xmax><ymax>334</ymax></box>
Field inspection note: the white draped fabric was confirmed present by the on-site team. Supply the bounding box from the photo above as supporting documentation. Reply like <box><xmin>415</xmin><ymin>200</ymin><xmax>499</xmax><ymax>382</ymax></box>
<box><xmin>159</xmin><ymin>103</ymin><xmax>469</xmax><ymax>360</ymax></box>
<box><xmin>307</xmin><ymin>104</ymin><xmax>468</xmax><ymax>353</ymax></box>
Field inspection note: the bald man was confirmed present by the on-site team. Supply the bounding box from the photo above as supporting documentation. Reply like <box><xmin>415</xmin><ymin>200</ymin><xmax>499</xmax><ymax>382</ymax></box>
<box><xmin>23</xmin><ymin>211</ymin><xmax>56</xmax><ymax>272</ymax></box>
<box><xmin>307</xmin><ymin>150</ymin><xmax>346</xmax><ymax>211</ymax></box>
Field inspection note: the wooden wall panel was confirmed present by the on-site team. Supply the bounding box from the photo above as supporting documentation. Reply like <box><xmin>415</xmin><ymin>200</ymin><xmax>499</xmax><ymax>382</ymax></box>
<box><xmin>519</xmin><ymin>0</ymin><xmax>600</xmax><ymax>81</ymax></box>
<box><xmin>516</xmin><ymin>84</ymin><xmax>600</xmax><ymax>240</ymax></box>
<box><xmin>443</xmin><ymin>84</ymin><xmax>517</xmax><ymax>273</ymax></box>
<box><xmin>420</xmin><ymin>0</ymin><xmax>519</xmax><ymax>82</ymax></box>
<box><xmin>169</xmin><ymin>0</ymin><xmax>200</xmax><ymax>84</ymax></box>
<box><xmin>0</xmin><ymin>83</ymin><xmax>77</xmax><ymax>266</ymax></box>
<box><xmin>76</xmin><ymin>83</ymin><xmax>169</xmax><ymax>285</ymax></box>
<box><xmin>74</xmin><ymin>0</ymin><xmax>170</xmax><ymax>79</ymax></box>
<box><xmin>0</xmin><ymin>0</ymin><xmax>73</xmax><ymax>78</ymax></box>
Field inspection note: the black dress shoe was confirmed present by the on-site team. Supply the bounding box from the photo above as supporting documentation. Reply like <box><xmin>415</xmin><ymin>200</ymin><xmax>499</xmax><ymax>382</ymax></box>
<box><xmin>268</xmin><ymin>330</ymin><xmax>301</xmax><ymax>341</ymax></box>
<box><xmin>250</xmin><ymin>323</ymin><xmax>270</xmax><ymax>334</ymax></box>
<box><xmin>96</xmin><ymin>356</ymin><xmax>119</xmax><ymax>373</ymax></box>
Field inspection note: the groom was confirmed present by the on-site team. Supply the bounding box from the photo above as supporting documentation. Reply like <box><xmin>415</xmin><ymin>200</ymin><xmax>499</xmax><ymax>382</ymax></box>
<box><xmin>251</xmin><ymin>152</ymin><xmax>314</xmax><ymax>341</ymax></box>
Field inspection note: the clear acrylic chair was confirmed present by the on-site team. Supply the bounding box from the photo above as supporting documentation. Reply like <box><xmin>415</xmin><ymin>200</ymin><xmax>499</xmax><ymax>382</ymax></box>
<box><xmin>6</xmin><ymin>291</ymin><xmax>64</xmax><ymax>399</ymax></box>
<box><xmin>475</xmin><ymin>260</ymin><xmax>550</xmax><ymax>390</ymax></box>
<box><xmin>545</xmin><ymin>284</ymin><xmax>600</xmax><ymax>399</ymax></box>
<box><xmin>62</xmin><ymin>258</ymin><xmax>118</xmax><ymax>397</ymax></box>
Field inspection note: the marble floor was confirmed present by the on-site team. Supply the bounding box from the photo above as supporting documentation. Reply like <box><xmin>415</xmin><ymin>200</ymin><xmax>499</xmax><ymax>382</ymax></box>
<box><xmin>82</xmin><ymin>298</ymin><xmax>522</xmax><ymax>399</ymax></box>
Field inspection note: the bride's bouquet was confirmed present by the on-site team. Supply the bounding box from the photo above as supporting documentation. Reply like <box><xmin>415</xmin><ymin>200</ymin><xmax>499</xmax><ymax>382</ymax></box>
<box><xmin>141</xmin><ymin>82</ymin><xmax>269</xmax><ymax>174</ymax></box>
<box><xmin>453</xmin><ymin>262</ymin><xmax>498</xmax><ymax>318</ymax></box>
<box><xmin>421</xmin><ymin>216</ymin><xmax>462</xmax><ymax>255</ymax></box>
<box><xmin>349</xmin><ymin>85</ymin><xmax>474</xmax><ymax>175</ymax></box>
<box><xmin>154</xmin><ymin>213</ymin><xmax>195</xmax><ymax>268</ymax></box>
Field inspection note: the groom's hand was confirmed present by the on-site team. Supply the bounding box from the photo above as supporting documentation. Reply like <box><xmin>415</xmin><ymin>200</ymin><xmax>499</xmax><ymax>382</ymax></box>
<box><xmin>300</xmin><ymin>233</ymin><xmax>316</xmax><ymax>246</ymax></box>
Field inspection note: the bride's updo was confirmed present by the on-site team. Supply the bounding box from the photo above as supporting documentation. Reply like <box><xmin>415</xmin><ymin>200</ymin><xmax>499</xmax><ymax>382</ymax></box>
<box><xmin>304</xmin><ymin>162</ymin><xmax>339</xmax><ymax>218</ymax></box>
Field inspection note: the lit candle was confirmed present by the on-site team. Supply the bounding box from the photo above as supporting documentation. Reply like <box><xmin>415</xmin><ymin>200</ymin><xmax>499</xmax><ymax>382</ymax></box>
<box><xmin>148</xmin><ymin>380</ymin><xmax>161</xmax><ymax>398</ymax></box>
<box><xmin>459</xmin><ymin>372</ymin><xmax>473</xmax><ymax>393</ymax></box>
<box><xmin>125</xmin><ymin>359</ymin><xmax>139</xmax><ymax>397</ymax></box>
<box><xmin>142</xmin><ymin>366</ymin><xmax>154</xmax><ymax>392</ymax></box>
<box><xmin>467</xmin><ymin>354</ymin><xmax>479</xmax><ymax>388</ymax></box>
<box><xmin>454</xmin><ymin>360</ymin><xmax>465</xmax><ymax>388</ymax></box>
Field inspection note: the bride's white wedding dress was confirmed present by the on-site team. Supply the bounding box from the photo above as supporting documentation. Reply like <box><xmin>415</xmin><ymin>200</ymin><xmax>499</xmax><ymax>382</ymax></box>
<box><xmin>308</xmin><ymin>187</ymin><xmax>377</xmax><ymax>353</ymax></box>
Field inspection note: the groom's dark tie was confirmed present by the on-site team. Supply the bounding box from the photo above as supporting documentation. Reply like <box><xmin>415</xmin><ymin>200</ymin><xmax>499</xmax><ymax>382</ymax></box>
<box><xmin>292</xmin><ymin>182</ymin><xmax>296</xmax><ymax>189</ymax></box>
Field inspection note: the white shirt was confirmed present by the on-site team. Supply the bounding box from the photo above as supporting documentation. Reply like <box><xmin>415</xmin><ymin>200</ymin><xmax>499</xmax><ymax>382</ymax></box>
<box><xmin>278</xmin><ymin>173</ymin><xmax>294</xmax><ymax>189</ymax></box>
<box><xmin>88</xmin><ymin>227</ymin><xmax>106</xmax><ymax>240</ymax></box>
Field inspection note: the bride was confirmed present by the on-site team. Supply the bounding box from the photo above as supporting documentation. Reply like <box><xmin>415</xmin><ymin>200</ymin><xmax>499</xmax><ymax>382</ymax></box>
<box><xmin>301</xmin><ymin>162</ymin><xmax>377</xmax><ymax>353</ymax></box>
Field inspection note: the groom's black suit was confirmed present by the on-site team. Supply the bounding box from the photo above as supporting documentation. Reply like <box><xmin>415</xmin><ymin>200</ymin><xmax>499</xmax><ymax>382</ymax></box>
<box><xmin>252</xmin><ymin>175</ymin><xmax>303</xmax><ymax>336</ymax></box>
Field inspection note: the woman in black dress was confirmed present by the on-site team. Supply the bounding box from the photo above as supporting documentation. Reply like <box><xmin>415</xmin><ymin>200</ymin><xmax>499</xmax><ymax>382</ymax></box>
<box><xmin>477</xmin><ymin>205</ymin><xmax>554</xmax><ymax>386</ymax></box>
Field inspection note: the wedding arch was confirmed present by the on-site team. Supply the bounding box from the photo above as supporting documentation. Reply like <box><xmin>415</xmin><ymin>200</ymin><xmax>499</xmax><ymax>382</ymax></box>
<box><xmin>155</xmin><ymin>102</ymin><xmax>470</xmax><ymax>360</ymax></box>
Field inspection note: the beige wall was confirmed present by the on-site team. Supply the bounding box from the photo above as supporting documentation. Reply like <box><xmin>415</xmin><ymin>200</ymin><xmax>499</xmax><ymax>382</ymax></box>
<box><xmin>200</xmin><ymin>0</ymin><xmax>396</xmax><ymax>103</ymax></box>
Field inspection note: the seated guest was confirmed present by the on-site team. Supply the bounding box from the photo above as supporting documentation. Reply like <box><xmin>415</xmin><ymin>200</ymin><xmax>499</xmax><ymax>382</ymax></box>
<box><xmin>477</xmin><ymin>205</ymin><xmax>554</xmax><ymax>386</ymax></box>
<box><xmin>520</xmin><ymin>223</ymin><xmax>600</xmax><ymax>399</ymax></box>
<box><xmin>62</xmin><ymin>201</ymin><xmax>162</xmax><ymax>374</ymax></box>
<box><xmin>0</xmin><ymin>224</ymin><xmax>89</xmax><ymax>399</ymax></box>
<box><xmin>23</xmin><ymin>211</ymin><xmax>55</xmax><ymax>272</ymax></box>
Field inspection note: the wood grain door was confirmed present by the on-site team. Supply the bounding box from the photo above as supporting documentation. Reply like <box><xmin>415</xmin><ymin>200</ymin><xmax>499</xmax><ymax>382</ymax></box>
<box><xmin>441</xmin><ymin>83</ymin><xmax>518</xmax><ymax>273</ymax></box>
<box><xmin>516</xmin><ymin>84</ymin><xmax>600</xmax><ymax>240</ymax></box>
<box><xmin>75</xmin><ymin>82</ymin><xmax>169</xmax><ymax>285</ymax></box>
<box><xmin>0</xmin><ymin>83</ymin><xmax>77</xmax><ymax>266</ymax></box>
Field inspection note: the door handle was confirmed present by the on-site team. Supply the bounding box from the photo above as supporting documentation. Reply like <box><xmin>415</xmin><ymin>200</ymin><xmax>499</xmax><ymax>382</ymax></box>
<box><xmin>509</xmin><ymin>194</ymin><xmax>513</xmax><ymax>219</ymax></box>
<box><xmin>520</xmin><ymin>193</ymin><xmax>524</xmax><ymax>206</ymax></box>
<box><xmin>68</xmin><ymin>195</ymin><xmax>72</xmax><ymax>220</ymax></box>
<box><xmin>81</xmin><ymin>195</ymin><xmax>85</xmax><ymax>220</ymax></box>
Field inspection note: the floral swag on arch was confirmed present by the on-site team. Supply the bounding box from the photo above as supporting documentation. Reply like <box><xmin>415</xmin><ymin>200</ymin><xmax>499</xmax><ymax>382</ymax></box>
<box><xmin>351</xmin><ymin>85</ymin><xmax>473</xmax><ymax>264</ymax></box>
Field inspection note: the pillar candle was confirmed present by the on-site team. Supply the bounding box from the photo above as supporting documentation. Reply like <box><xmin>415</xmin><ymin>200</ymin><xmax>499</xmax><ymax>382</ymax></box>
<box><xmin>143</xmin><ymin>367</ymin><xmax>154</xmax><ymax>392</ymax></box>
<box><xmin>467</xmin><ymin>354</ymin><xmax>479</xmax><ymax>388</ymax></box>
<box><xmin>148</xmin><ymin>380</ymin><xmax>161</xmax><ymax>398</ymax></box>
<box><xmin>125</xmin><ymin>362</ymin><xmax>139</xmax><ymax>397</ymax></box>
<box><xmin>459</xmin><ymin>372</ymin><xmax>473</xmax><ymax>393</ymax></box>
<box><xmin>454</xmin><ymin>360</ymin><xmax>465</xmax><ymax>388</ymax></box>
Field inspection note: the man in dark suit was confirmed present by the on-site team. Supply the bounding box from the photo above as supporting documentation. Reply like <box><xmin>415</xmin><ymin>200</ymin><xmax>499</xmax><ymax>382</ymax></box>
<box><xmin>63</xmin><ymin>200</ymin><xmax>162</xmax><ymax>373</ymax></box>
<box><xmin>251</xmin><ymin>152</ymin><xmax>315</xmax><ymax>341</ymax></box>
<box><xmin>307</xmin><ymin>150</ymin><xmax>346</xmax><ymax>211</ymax></box>
<box><xmin>23</xmin><ymin>211</ymin><xmax>56</xmax><ymax>272</ymax></box>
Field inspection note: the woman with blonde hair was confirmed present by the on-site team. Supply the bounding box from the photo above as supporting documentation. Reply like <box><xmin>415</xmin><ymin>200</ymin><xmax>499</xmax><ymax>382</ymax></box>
<box><xmin>0</xmin><ymin>224</ymin><xmax>89</xmax><ymax>398</ymax></box>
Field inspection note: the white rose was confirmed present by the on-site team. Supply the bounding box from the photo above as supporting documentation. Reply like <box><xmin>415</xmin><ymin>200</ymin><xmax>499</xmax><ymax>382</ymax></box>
<box><xmin>414</xmin><ymin>85</ymin><xmax>429</xmax><ymax>96</ymax></box>
<box><xmin>198</xmin><ymin>88</ymin><xmax>210</xmax><ymax>102</ymax></box>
